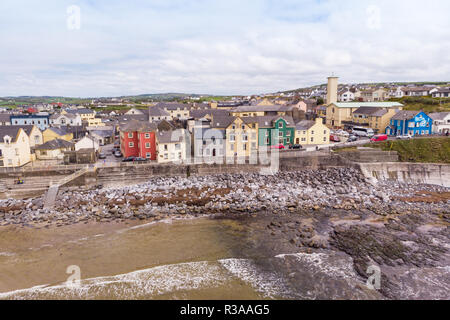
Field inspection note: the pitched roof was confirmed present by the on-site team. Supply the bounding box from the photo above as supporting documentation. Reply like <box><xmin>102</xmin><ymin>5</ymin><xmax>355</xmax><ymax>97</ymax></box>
<box><xmin>295</xmin><ymin>120</ymin><xmax>316</xmax><ymax>130</ymax></box>
<box><xmin>429</xmin><ymin>112</ymin><xmax>450</xmax><ymax>120</ymax></box>
<box><xmin>0</xmin><ymin>114</ymin><xmax>11</xmax><ymax>123</ymax></box>
<box><xmin>210</xmin><ymin>115</ymin><xmax>235</xmax><ymax>128</ymax></box>
<box><xmin>231</xmin><ymin>105</ymin><xmax>288</xmax><ymax>113</ymax></box>
<box><xmin>119</xmin><ymin>120</ymin><xmax>157</xmax><ymax>133</ymax></box>
<box><xmin>7</xmin><ymin>125</ymin><xmax>38</xmax><ymax>136</ymax></box>
<box><xmin>118</xmin><ymin>114</ymin><xmax>148</xmax><ymax>122</ymax></box>
<box><xmin>47</xmin><ymin>127</ymin><xmax>68</xmax><ymax>136</ymax></box>
<box><xmin>353</xmin><ymin>107</ymin><xmax>388</xmax><ymax>117</ymax></box>
<box><xmin>391</xmin><ymin>110</ymin><xmax>421</xmax><ymax>120</ymax></box>
<box><xmin>0</xmin><ymin>126</ymin><xmax>21</xmax><ymax>143</ymax></box>
<box><xmin>148</xmin><ymin>106</ymin><xmax>171</xmax><ymax>117</ymax></box>
<box><xmin>254</xmin><ymin>115</ymin><xmax>295</xmax><ymax>128</ymax></box>
<box><xmin>156</xmin><ymin>129</ymin><xmax>185</xmax><ymax>144</ymax></box>
<box><xmin>35</xmin><ymin>139</ymin><xmax>74</xmax><ymax>150</ymax></box>
<box><xmin>65</xmin><ymin>108</ymin><xmax>94</xmax><ymax>114</ymax></box>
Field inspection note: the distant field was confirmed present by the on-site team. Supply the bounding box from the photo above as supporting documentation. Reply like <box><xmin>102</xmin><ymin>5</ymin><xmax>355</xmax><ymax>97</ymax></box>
<box><xmin>390</xmin><ymin>97</ymin><xmax>450</xmax><ymax>113</ymax></box>
<box><xmin>367</xmin><ymin>137</ymin><xmax>450</xmax><ymax>163</ymax></box>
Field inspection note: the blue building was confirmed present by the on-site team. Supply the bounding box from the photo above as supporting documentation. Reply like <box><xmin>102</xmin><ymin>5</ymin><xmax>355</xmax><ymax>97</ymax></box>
<box><xmin>10</xmin><ymin>114</ymin><xmax>50</xmax><ymax>131</ymax></box>
<box><xmin>386</xmin><ymin>111</ymin><xmax>432</xmax><ymax>136</ymax></box>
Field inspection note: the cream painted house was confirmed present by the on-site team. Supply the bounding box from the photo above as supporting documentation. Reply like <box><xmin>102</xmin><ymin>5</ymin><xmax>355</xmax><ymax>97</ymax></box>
<box><xmin>156</xmin><ymin>129</ymin><xmax>188</xmax><ymax>163</ymax></box>
<box><xmin>294</xmin><ymin>118</ymin><xmax>330</xmax><ymax>145</ymax></box>
<box><xmin>35</xmin><ymin>139</ymin><xmax>74</xmax><ymax>160</ymax></box>
<box><xmin>75</xmin><ymin>135</ymin><xmax>100</xmax><ymax>152</ymax></box>
<box><xmin>225</xmin><ymin>117</ymin><xmax>258</xmax><ymax>159</ymax></box>
<box><xmin>326</xmin><ymin>102</ymin><xmax>403</xmax><ymax>128</ymax></box>
<box><xmin>0</xmin><ymin>127</ymin><xmax>32</xmax><ymax>167</ymax></box>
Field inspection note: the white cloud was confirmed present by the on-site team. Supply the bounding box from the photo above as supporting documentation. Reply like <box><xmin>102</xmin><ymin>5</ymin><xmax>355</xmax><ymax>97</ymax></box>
<box><xmin>0</xmin><ymin>0</ymin><xmax>449</xmax><ymax>96</ymax></box>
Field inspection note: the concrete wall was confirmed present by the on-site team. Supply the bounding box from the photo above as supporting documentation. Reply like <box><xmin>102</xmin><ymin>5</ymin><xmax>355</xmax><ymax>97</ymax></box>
<box><xmin>358</xmin><ymin>162</ymin><xmax>450</xmax><ymax>187</ymax></box>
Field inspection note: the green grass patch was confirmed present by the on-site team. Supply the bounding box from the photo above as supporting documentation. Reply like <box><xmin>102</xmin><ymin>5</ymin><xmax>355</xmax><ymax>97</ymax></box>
<box><xmin>366</xmin><ymin>138</ymin><xmax>450</xmax><ymax>163</ymax></box>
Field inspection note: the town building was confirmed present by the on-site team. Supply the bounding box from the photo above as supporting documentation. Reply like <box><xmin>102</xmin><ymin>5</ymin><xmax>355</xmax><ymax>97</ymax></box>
<box><xmin>0</xmin><ymin>114</ymin><xmax>11</xmax><ymax>126</ymax></box>
<box><xmin>294</xmin><ymin>118</ymin><xmax>330</xmax><ymax>145</ymax></box>
<box><xmin>75</xmin><ymin>135</ymin><xmax>100</xmax><ymax>152</ymax></box>
<box><xmin>10</xmin><ymin>114</ymin><xmax>50</xmax><ymax>130</ymax></box>
<box><xmin>50</xmin><ymin>113</ymin><xmax>82</xmax><ymax>126</ymax></box>
<box><xmin>429</xmin><ymin>112</ymin><xmax>450</xmax><ymax>134</ymax></box>
<box><xmin>256</xmin><ymin>116</ymin><xmax>295</xmax><ymax>147</ymax></box>
<box><xmin>326</xmin><ymin>102</ymin><xmax>403</xmax><ymax>128</ymax></box>
<box><xmin>432</xmin><ymin>88</ymin><xmax>450</xmax><ymax>98</ymax></box>
<box><xmin>225</xmin><ymin>117</ymin><xmax>258</xmax><ymax>159</ymax></box>
<box><xmin>156</xmin><ymin>103</ymin><xmax>191</xmax><ymax>120</ymax></box>
<box><xmin>386</xmin><ymin>111</ymin><xmax>432</xmax><ymax>136</ymax></box>
<box><xmin>148</xmin><ymin>106</ymin><xmax>173</xmax><ymax>122</ymax></box>
<box><xmin>156</xmin><ymin>129</ymin><xmax>189</xmax><ymax>163</ymax></box>
<box><xmin>0</xmin><ymin>127</ymin><xmax>32</xmax><ymax>167</ymax></box>
<box><xmin>35</xmin><ymin>139</ymin><xmax>74</xmax><ymax>161</ymax></box>
<box><xmin>351</xmin><ymin>107</ymin><xmax>399</xmax><ymax>133</ymax></box>
<box><xmin>119</xmin><ymin>120</ymin><xmax>158</xmax><ymax>160</ymax></box>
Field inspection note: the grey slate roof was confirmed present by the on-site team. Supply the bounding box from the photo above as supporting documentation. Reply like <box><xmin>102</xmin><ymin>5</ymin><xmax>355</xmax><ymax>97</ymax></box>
<box><xmin>47</xmin><ymin>127</ymin><xmax>68</xmax><ymax>136</ymax></box>
<box><xmin>429</xmin><ymin>112</ymin><xmax>450</xmax><ymax>120</ymax></box>
<box><xmin>391</xmin><ymin>110</ymin><xmax>420</xmax><ymax>121</ymax></box>
<box><xmin>148</xmin><ymin>106</ymin><xmax>171</xmax><ymax>117</ymax></box>
<box><xmin>0</xmin><ymin>114</ymin><xmax>11</xmax><ymax>123</ymax></box>
<box><xmin>155</xmin><ymin>102</ymin><xmax>191</xmax><ymax>110</ymax></box>
<box><xmin>7</xmin><ymin>125</ymin><xmax>38</xmax><ymax>136</ymax></box>
<box><xmin>0</xmin><ymin>126</ymin><xmax>21</xmax><ymax>143</ymax></box>
<box><xmin>295</xmin><ymin>120</ymin><xmax>316</xmax><ymax>130</ymax></box>
<box><xmin>353</xmin><ymin>107</ymin><xmax>387</xmax><ymax>117</ymax></box>
<box><xmin>119</xmin><ymin>120</ymin><xmax>157</xmax><ymax>132</ymax></box>
<box><xmin>35</xmin><ymin>139</ymin><xmax>74</xmax><ymax>150</ymax></box>
<box><xmin>156</xmin><ymin>130</ymin><xmax>184</xmax><ymax>144</ymax></box>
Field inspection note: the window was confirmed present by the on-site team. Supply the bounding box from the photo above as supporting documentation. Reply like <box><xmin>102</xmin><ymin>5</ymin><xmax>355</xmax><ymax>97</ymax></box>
<box><xmin>251</xmin><ymin>142</ymin><xmax>256</xmax><ymax>149</ymax></box>
<box><xmin>15</xmin><ymin>148</ymin><xmax>19</xmax><ymax>156</ymax></box>
<box><xmin>164</xmin><ymin>145</ymin><xmax>168</xmax><ymax>151</ymax></box>
<box><xmin>129</xmin><ymin>142</ymin><xmax>134</xmax><ymax>147</ymax></box>
<box><xmin>311</xmin><ymin>131</ymin><xmax>314</xmax><ymax>135</ymax></box>
<box><xmin>278</xmin><ymin>122</ymin><xmax>283</xmax><ymax>128</ymax></box>
<box><xmin>145</xmin><ymin>142</ymin><xmax>150</xmax><ymax>148</ymax></box>
<box><xmin>128</xmin><ymin>133</ymin><xmax>133</xmax><ymax>138</ymax></box>
<box><xmin>145</xmin><ymin>133</ymin><xmax>150</xmax><ymax>138</ymax></box>
<box><xmin>229</xmin><ymin>134</ymin><xmax>235</xmax><ymax>142</ymax></box>
<box><xmin>311</xmin><ymin>137</ymin><xmax>314</xmax><ymax>142</ymax></box>
<box><xmin>323</xmin><ymin>137</ymin><xmax>327</xmax><ymax>142</ymax></box>
<box><xmin>324</xmin><ymin>130</ymin><xmax>327</xmax><ymax>134</ymax></box>
<box><xmin>146</xmin><ymin>152</ymin><xmax>151</xmax><ymax>158</ymax></box>
<box><xmin>230</xmin><ymin>144</ymin><xmax>234</xmax><ymax>151</ymax></box>
<box><xmin>241</xmin><ymin>124</ymin><xmax>245</xmax><ymax>130</ymax></box>
<box><xmin>175</xmin><ymin>143</ymin><xmax>181</xmax><ymax>150</ymax></box>
<box><xmin>286</xmin><ymin>131</ymin><xmax>290</xmax><ymax>136</ymax></box>
<box><xmin>242</xmin><ymin>134</ymin><xmax>248</xmax><ymax>142</ymax></box>
<box><xmin>265</xmin><ymin>138</ymin><xmax>269</xmax><ymax>144</ymax></box>
<box><xmin>243</xmin><ymin>143</ymin><xmax>247</xmax><ymax>151</ymax></box>
<box><xmin>164</xmin><ymin>154</ymin><xmax>168</xmax><ymax>159</ymax></box>
<box><xmin>278</xmin><ymin>131</ymin><xmax>283</xmax><ymax>137</ymax></box>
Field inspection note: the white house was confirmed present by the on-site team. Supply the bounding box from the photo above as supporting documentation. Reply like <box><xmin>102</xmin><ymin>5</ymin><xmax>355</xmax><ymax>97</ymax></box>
<box><xmin>75</xmin><ymin>135</ymin><xmax>100</xmax><ymax>152</ymax></box>
<box><xmin>50</xmin><ymin>113</ymin><xmax>82</xmax><ymax>126</ymax></box>
<box><xmin>338</xmin><ymin>90</ymin><xmax>355</xmax><ymax>102</ymax></box>
<box><xmin>429</xmin><ymin>112</ymin><xmax>450</xmax><ymax>134</ymax></box>
<box><xmin>156</xmin><ymin>129</ymin><xmax>189</xmax><ymax>163</ymax></box>
<box><xmin>35</xmin><ymin>139</ymin><xmax>74</xmax><ymax>160</ymax></box>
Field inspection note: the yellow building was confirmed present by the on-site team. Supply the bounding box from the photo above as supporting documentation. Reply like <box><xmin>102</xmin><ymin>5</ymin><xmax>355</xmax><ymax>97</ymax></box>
<box><xmin>225</xmin><ymin>117</ymin><xmax>258</xmax><ymax>159</ymax></box>
<box><xmin>294</xmin><ymin>118</ymin><xmax>330</xmax><ymax>145</ymax></box>
<box><xmin>326</xmin><ymin>102</ymin><xmax>403</xmax><ymax>128</ymax></box>
<box><xmin>43</xmin><ymin>127</ymin><xmax>73</xmax><ymax>143</ymax></box>
<box><xmin>62</xmin><ymin>108</ymin><xmax>103</xmax><ymax>127</ymax></box>
<box><xmin>351</xmin><ymin>107</ymin><xmax>399</xmax><ymax>133</ymax></box>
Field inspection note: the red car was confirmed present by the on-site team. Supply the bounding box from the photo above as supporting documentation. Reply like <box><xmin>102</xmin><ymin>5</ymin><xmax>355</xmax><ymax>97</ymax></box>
<box><xmin>330</xmin><ymin>134</ymin><xmax>341</xmax><ymax>142</ymax></box>
<box><xmin>270</xmin><ymin>144</ymin><xmax>285</xmax><ymax>149</ymax></box>
<box><xmin>371</xmin><ymin>134</ymin><xmax>388</xmax><ymax>142</ymax></box>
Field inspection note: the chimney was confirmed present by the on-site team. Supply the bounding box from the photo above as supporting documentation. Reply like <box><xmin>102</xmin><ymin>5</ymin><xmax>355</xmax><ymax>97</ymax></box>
<box><xmin>326</xmin><ymin>75</ymin><xmax>339</xmax><ymax>105</ymax></box>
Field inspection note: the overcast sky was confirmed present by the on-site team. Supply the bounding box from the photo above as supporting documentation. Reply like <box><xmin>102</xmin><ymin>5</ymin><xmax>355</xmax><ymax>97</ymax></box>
<box><xmin>1</xmin><ymin>0</ymin><xmax>449</xmax><ymax>97</ymax></box>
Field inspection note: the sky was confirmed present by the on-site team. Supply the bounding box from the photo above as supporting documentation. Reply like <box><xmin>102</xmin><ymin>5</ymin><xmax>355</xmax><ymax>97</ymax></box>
<box><xmin>0</xmin><ymin>0</ymin><xmax>449</xmax><ymax>97</ymax></box>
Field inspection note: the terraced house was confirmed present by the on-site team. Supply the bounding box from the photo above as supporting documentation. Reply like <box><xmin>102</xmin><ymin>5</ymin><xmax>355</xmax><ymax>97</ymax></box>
<box><xmin>225</xmin><ymin>117</ymin><xmax>258</xmax><ymax>158</ymax></box>
<box><xmin>120</xmin><ymin>120</ymin><xmax>157</xmax><ymax>160</ymax></box>
<box><xmin>257</xmin><ymin>116</ymin><xmax>295</xmax><ymax>147</ymax></box>
<box><xmin>386</xmin><ymin>111</ymin><xmax>432</xmax><ymax>136</ymax></box>
<box><xmin>351</xmin><ymin>107</ymin><xmax>399</xmax><ymax>133</ymax></box>
<box><xmin>156</xmin><ymin>129</ymin><xmax>189</xmax><ymax>163</ymax></box>
<box><xmin>294</xmin><ymin>118</ymin><xmax>330</xmax><ymax>145</ymax></box>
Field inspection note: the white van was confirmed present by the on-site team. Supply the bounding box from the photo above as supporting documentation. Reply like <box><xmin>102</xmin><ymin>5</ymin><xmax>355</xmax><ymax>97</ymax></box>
<box><xmin>352</xmin><ymin>127</ymin><xmax>374</xmax><ymax>137</ymax></box>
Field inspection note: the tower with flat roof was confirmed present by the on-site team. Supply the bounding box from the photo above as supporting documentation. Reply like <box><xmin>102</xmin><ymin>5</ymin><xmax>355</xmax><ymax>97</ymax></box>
<box><xmin>326</xmin><ymin>76</ymin><xmax>339</xmax><ymax>105</ymax></box>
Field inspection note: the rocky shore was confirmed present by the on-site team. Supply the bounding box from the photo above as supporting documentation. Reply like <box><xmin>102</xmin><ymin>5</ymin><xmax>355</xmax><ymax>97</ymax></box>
<box><xmin>1</xmin><ymin>167</ymin><xmax>449</xmax><ymax>299</ymax></box>
<box><xmin>0</xmin><ymin>168</ymin><xmax>448</xmax><ymax>228</ymax></box>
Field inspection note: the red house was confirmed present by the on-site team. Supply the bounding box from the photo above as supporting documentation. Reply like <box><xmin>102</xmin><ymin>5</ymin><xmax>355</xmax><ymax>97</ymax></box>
<box><xmin>119</xmin><ymin>121</ymin><xmax>157</xmax><ymax>160</ymax></box>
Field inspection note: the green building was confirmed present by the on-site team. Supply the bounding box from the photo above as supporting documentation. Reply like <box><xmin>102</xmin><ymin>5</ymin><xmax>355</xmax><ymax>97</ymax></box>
<box><xmin>257</xmin><ymin>116</ymin><xmax>295</xmax><ymax>147</ymax></box>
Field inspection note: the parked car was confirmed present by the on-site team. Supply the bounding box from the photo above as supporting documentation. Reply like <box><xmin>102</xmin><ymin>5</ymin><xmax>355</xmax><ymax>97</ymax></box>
<box><xmin>98</xmin><ymin>152</ymin><xmax>107</xmax><ymax>159</ymax></box>
<box><xmin>336</xmin><ymin>129</ymin><xmax>349</xmax><ymax>137</ymax></box>
<box><xmin>134</xmin><ymin>157</ymin><xmax>148</xmax><ymax>162</ymax></box>
<box><xmin>396</xmin><ymin>134</ymin><xmax>412</xmax><ymax>140</ymax></box>
<box><xmin>289</xmin><ymin>144</ymin><xmax>302</xmax><ymax>150</ymax></box>
<box><xmin>122</xmin><ymin>157</ymin><xmax>135</xmax><ymax>162</ymax></box>
<box><xmin>114</xmin><ymin>150</ymin><xmax>123</xmax><ymax>157</ymax></box>
<box><xmin>330</xmin><ymin>134</ymin><xmax>341</xmax><ymax>142</ymax></box>
<box><xmin>347</xmin><ymin>135</ymin><xmax>358</xmax><ymax>142</ymax></box>
<box><xmin>270</xmin><ymin>144</ymin><xmax>285</xmax><ymax>149</ymax></box>
<box><xmin>370</xmin><ymin>134</ymin><xmax>388</xmax><ymax>142</ymax></box>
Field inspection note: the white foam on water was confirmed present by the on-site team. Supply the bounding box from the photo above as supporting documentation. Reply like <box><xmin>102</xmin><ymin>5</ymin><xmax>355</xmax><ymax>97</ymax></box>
<box><xmin>0</xmin><ymin>260</ymin><xmax>231</xmax><ymax>300</ymax></box>
<box><xmin>275</xmin><ymin>252</ymin><xmax>358</xmax><ymax>280</ymax></box>
<box><xmin>218</xmin><ymin>258</ymin><xmax>290</xmax><ymax>299</ymax></box>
